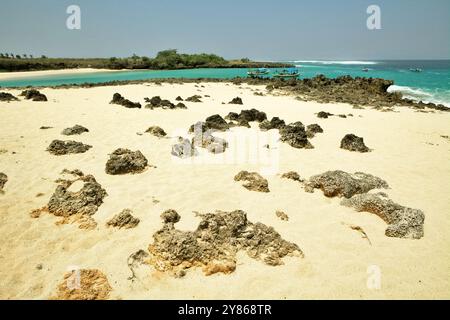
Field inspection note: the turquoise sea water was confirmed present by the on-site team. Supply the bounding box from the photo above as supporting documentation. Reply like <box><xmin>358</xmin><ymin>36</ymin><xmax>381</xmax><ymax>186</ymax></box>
<box><xmin>1</xmin><ymin>60</ymin><xmax>449</xmax><ymax>106</ymax></box>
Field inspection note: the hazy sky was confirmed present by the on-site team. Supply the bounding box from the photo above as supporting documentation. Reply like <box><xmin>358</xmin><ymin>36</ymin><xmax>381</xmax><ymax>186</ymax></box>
<box><xmin>0</xmin><ymin>0</ymin><xmax>449</xmax><ymax>60</ymax></box>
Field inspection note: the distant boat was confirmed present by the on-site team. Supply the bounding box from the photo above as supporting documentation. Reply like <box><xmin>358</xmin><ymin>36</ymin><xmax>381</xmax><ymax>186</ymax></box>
<box><xmin>409</xmin><ymin>68</ymin><xmax>423</xmax><ymax>73</ymax></box>
<box><xmin>362</xmin><ymin>68</ymin><xmax>369</xmax><ymax>72</ymax></box>
<box><xmin>273</xmin><ymin>68</ymin><xmax>300</xmax><ymax>79</ymax></box>
<box><xmin>247</xmin><ymin>68</ymin><xmax>270</xmax><ymax>78</ymax></box>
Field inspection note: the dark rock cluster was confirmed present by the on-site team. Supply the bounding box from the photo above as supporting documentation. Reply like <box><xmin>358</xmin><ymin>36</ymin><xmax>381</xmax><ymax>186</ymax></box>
<box><xmin>0</xmin><ymin>92</ymin><xmax>19</xmax><ymax>102</ymax></box>
<box><xmin>340</xmin><ymin>134</ymin><xmax>370</xmax><ymax>153</ymax></box>
<box><xmin>147</xmin><ymin>209</ymin><xmax>303</xmax><ymax>276</ymax></box>
<box><xmin>259</xmin><ymin>117</ymin><xmax>286</xmax><ymax>131</ymax></box>
<box><xmin>185</xmin><ymin>95</ymin><xmax>202</xmax><ymax>102</ymax></box>
<box><xmin>228</xmin><ymin>97</ymin><xmax>243</xmax><ymax>105</ymax></box>
<box><xmin>306</xmin><ymin>124</ymin><xmax>323</xmax><ymax>138</ymax></box>
<box><xmin>110</xmin><ymin>93</ymin><xmax>141</xmax><ymax>109</ymax></box>
<box><xmin>234</xmin><ymin>171</ymin><xmax>270</xmax><ymax>193</ymax></box>
<box><xmin>106</xmin><ymin>209</ymin><xmax>140</xmax><ymax>229</ymax></box>
<box><xmin>61</xmin><ymin>125</ymin><xmax>89</xmax><ymax>136</ymax></box>
<box><xmin>145</xmin><ymin>126</ymin><xmax>167</xmax><ymax>137</ymax></box>
<box><xmin>0</xmin><ymin>172</ymin><xmax>8</xmax><ymax>192</ymax></box>
<box><xmin>105</xmin><ymin>149</ymin><xmax>148</xmax><ymax>175</ymax></box>
<box><xmin>279</xmin><ymin>122</ymin><xmax>313</xmax><ymax>149</ymax></box>
<box><xmin>144</xmin><ymin>96</ymin><xmax>186</xmax><ymax>110</ymax></box>
<box><xmin>20</xmin><ymin>89</ymin><xmax>47</xmax><ymax>101</ymax></box>
<box><xmin>47</xmin><ymin>140</ymin><xmax>92</xmax><ymax>155</ymax></box>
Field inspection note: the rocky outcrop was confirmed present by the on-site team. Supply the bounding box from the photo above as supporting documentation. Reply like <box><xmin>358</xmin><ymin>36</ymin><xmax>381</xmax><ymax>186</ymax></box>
<box><xmin>105</xmin><ymin>149</ymin><xmax>148</xmax><ymax>175</ymax></box>
<box><xmin>189</xmin><ymin>114</ymin><xmax>230</xmax><ymax>133</ymax></box>
<box><xmin>281</xmin><ymin>171</ymin><xmax>303</xmax><ymax>182</ymax></box>
<box><xmin>20</xmin><ymin>89</ymin><xmax>47</xmax><ymax>101</ymax></box>
<box><xmin>306</xmin><ymin>124</ymin><xmax>323</xmax><ymax>138</ymax></box>
<box><xmin>31</xmin><ymin>170</ymin><xmax>107</xmax><ymax>230</ymax></box>
<box><xmin>106</xmin><ymin>209</ymin><xmax>140</xmax><ymax>229</ymax></box>
<box><xmin>61</xmin><ymin>125</ymin><xmax>89</xmax><ymax>136</ymax></box>
<box><xmin>341</xmin><ymin>193</ymin><xmax>425</xmax><ymax>239</ymax></box>
<box><xmin>340</xmin><ymin>134</ymin><xmax>371</xmax><ymax>153</ymax></box>
<box><xmin>145</xmin><ymin>126</ymin><xmax>167</xmax><ymax>137</ymax></box>
<box><xmin>110</xmin><ymin>93</ymin><xmax>141</xmax><ymax>109</ymax></box>
<box><xmin>171</xmin><ymin>137</ymin><xmax>197</xmax><ymax>158</ymax></box>
<box><xmin>305</xmin><ymin>170</ymin><xmax>389</xmax><ymax>198</ymax></box>
<box><xmin>47</xmin><ymin>140</ymin><xmax>92</xmax><ymax>155</ymax></box>
<box><xmin>279</xmin><ymin>122</ymin><xmax>313</xmax><ymax>149</ymax></box>
<box><xmin>0</xmin><ymin>172</ymin><xmax>7</xmax><ymax>192</ymax></box>
<box><xmin>52</xmin><ymin>269</ymin><xmax>112</xmax><ymax>300</ymax></box>
<box><xmin>144</xmin><ymin>96</ymin><xmax>186</xmax><ymax>110</ymax></box>
<box><xmin>175</xmin><ymin>96</ymin><xmax>184</xmax><ymax>101</ymax></box>
<box><xmin>147</xmin><ymin>209</ymin><xmax>303</xmax><ymax>276</ymax></box>
<box><xmin>234</xmin><ymin>171</ymin><xmax>270</xmax><ymax>193</ymax></box>
<box><xmin>259</xmin><ymin>117</ymin><xmax>286</xmax><ymax>131</ymax></box>
<box><xmin>185</xmin><ymin>95</ymin><xmax>202</xmax><ymax>102</ymax></box>
<box><xmin>0</xmin><ymin>92</ymin><xmax>19</xmax><ymax>102</ymax></box>
<box><xmin>317</xmin><ymin>111</ymin><xmax>333</xmax><ymax>119</ymax></box>
<box><xmin>228</xmin><ymin>97</ymin><xmax>243</xmax><ymax>105</ymax></box>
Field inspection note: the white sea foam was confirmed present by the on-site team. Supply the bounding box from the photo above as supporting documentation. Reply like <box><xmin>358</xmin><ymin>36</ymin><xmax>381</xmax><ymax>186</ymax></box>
<box><xmin>293</xmin><ymin>60</ymin><xmax>378</xmax><ymax>65</ymax></box>
<box><xmin>387</xmin><ymin>85</ymin><xmax>450</xmax><ymax>107</ymax></box>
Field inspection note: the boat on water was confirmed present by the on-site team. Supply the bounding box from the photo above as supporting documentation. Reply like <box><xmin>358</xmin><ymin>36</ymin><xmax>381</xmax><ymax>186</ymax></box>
<box><xmin>272</xmin><ymin>68</ymin><xmax>300</xmax><ymax>79</ymax></box>
<box><xmin>409</xmin><ymin>68</ymin><xmax>423</xmax><ymax>73</ymax></box>
<box><xmin>362</xmin><ymin>68</ymin><xmax>369</xmax><ymax>72</ymax></box>
<box><xmin>247</xmin><ymin>68</ymin><xmax>270</xmax><ymax>78</ymax></box>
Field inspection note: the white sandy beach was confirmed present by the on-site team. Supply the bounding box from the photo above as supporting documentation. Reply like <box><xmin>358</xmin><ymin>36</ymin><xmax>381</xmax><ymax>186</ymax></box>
<box><xmin>0</xmin><ymin>81</ymin><xmax>450</xmax><ymax>300</ymax></box>
<box><xmin>0</xmin><ymin>68</ymin><xmax>117</xmax><ymax>81</ymax></box>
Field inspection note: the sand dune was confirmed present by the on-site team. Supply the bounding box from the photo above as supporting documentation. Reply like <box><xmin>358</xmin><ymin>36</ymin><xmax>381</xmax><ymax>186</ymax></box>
<box><xmin>0</xmin><ymin>82</ymin><xmax>449</xmax><ymax>299</ymax></box>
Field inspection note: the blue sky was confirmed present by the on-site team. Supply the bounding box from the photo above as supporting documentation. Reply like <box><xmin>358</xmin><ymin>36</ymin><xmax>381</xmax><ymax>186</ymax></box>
<box><xmin>0</xmin><ymin>0</ymin><xmax>449</xmax><ymax>60</ymax></box>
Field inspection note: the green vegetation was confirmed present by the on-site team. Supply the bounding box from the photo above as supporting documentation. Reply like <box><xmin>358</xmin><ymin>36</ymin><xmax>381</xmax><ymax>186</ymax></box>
<box><xmin>0</xmin><ymin>50</ymin><xmax>292</xmax><ymax>72</ymax></box>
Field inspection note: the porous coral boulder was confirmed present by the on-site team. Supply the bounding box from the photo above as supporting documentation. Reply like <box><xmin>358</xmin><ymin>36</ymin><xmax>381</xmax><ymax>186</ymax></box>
<box><xmin>47</xmin><ymin>140</ymin><xmax>92</xmax><ymax>155</ymax></box>
<box><xmin>259</xmin><ymin>117</ymin><xmax>286</xmax><ymax>131</ymax></box>
<box><xmin>317</xmin><ymin>111</ymin><xmax>333</xmax><ymax>119</ymax></box>
<box><xmin>234</xmin><ymin>171</ymin><xmax>270</xmax><ymax>193</ymax></box>
<box><xmin>279</xmin><ymin>122</ymin><xmax>313</xmax><ymax>149</ymax></box>
<box><xmin>52</xmin><ymin>269</ymin><xmax>112</xmax><ymax>300</ymax></box>
<box><xmin>0</xmin><ymin>92</ymin><xmax>19</xmax><ymax>102</ymax></box>
<box><xmin>106</xmin><ymin>209</ymin><xmax>140</xmax><ymax>229</ymax></box>
<box><xmin>204</xmin><ymin>114</ymin><xmax>230</xmax><ymax>131</ymax></box>
<box><xmin>146</xmin><ymin>209</ymin><xmax>302</xmax><ymax>276</ymax></box>
<box><xmin>341</xmin><ymin>193</ymin><xmax>425</xmax><ymax>239</ymax></box>
<box><xmin>305</xmin><ymin>170</ymin><xmax>389</xmax><ymax>198</ymax></box>
<box><xmin>0</xmin><ymin>172</ymin><xmax>8</xmax><ymax>192</ymax></box>
<box><xmin>105</xmin><ymin>149</ymin><xmax>148</xmax><ymax>175</ymax></box>
<box><xmin>61</xmin><ymin>125</ymin><xmax>89</xmax><ymax>136</ymax></box>
<box><xmin>228</xmin><ymin>97</ymin><xmax>243</xmax><ymax>105</ymax></box>
<box><xmin>306</xmin><ymin>124</ymin><xmax>323</xmax><ymax>138</ymax></box>
<box><xmin>110</xmin><ymin>93</ymin><xmax>141</xmax><ymax>108</ymax></box>
<box><xmin>20</xmin><ymin>89</ymin><xmax>47</xmax><ymax>101</ymax></box>
<box><xmin>145</xmin><ymin>126</ymin><xmax>167</xmax><ymax>138</ymax></box>
<box><xmin>340</xmin><ymin>134</ymin><xmax>371</xmax><ymax>153</ymax></box>
<box><xmin>185</xmin><ymin>95</ymin><xmax>202</xmax><ymax>102</ymax></box>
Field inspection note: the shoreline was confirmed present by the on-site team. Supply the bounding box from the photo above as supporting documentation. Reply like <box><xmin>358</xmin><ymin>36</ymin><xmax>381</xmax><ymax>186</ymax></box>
<box><xmin>0</xmin><ymin>68</ymin><xmax>122</xmax><ymax>81</ymax></box>
<box><xmin>2</xmin><ymin>74</ymin><xmax>448</xmax><ymax>113</ymax></box>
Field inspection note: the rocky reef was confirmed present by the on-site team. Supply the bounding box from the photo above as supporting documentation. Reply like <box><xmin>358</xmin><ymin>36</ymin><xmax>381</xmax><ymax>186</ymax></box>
<box><xmin>105</xmin><ymin>149</ymin><xmax>148</xmax><ymax>175</ymax></box>
<box><xmin>146</xmin><ymin>209</ymin><xmax>303</xmax><ymax>276</ymax></box>
<box><xmin>234</xmin><ymin>171</ymin><xmax>270</xmax><ymax>193</ymax></box>
<box><xmin>110</xmin><ymin>93</ymin><xmax>141</xmax><ymax>109</ymax></box>
<box><xmin>47</xmin><ymin>140</ymin><xmax>92</xmax><ymax>155</ymax></box>
<box><xmin>341</xmin><ymin>192</ymin><xmax>425</xmax><ymax>239</ymax></box>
